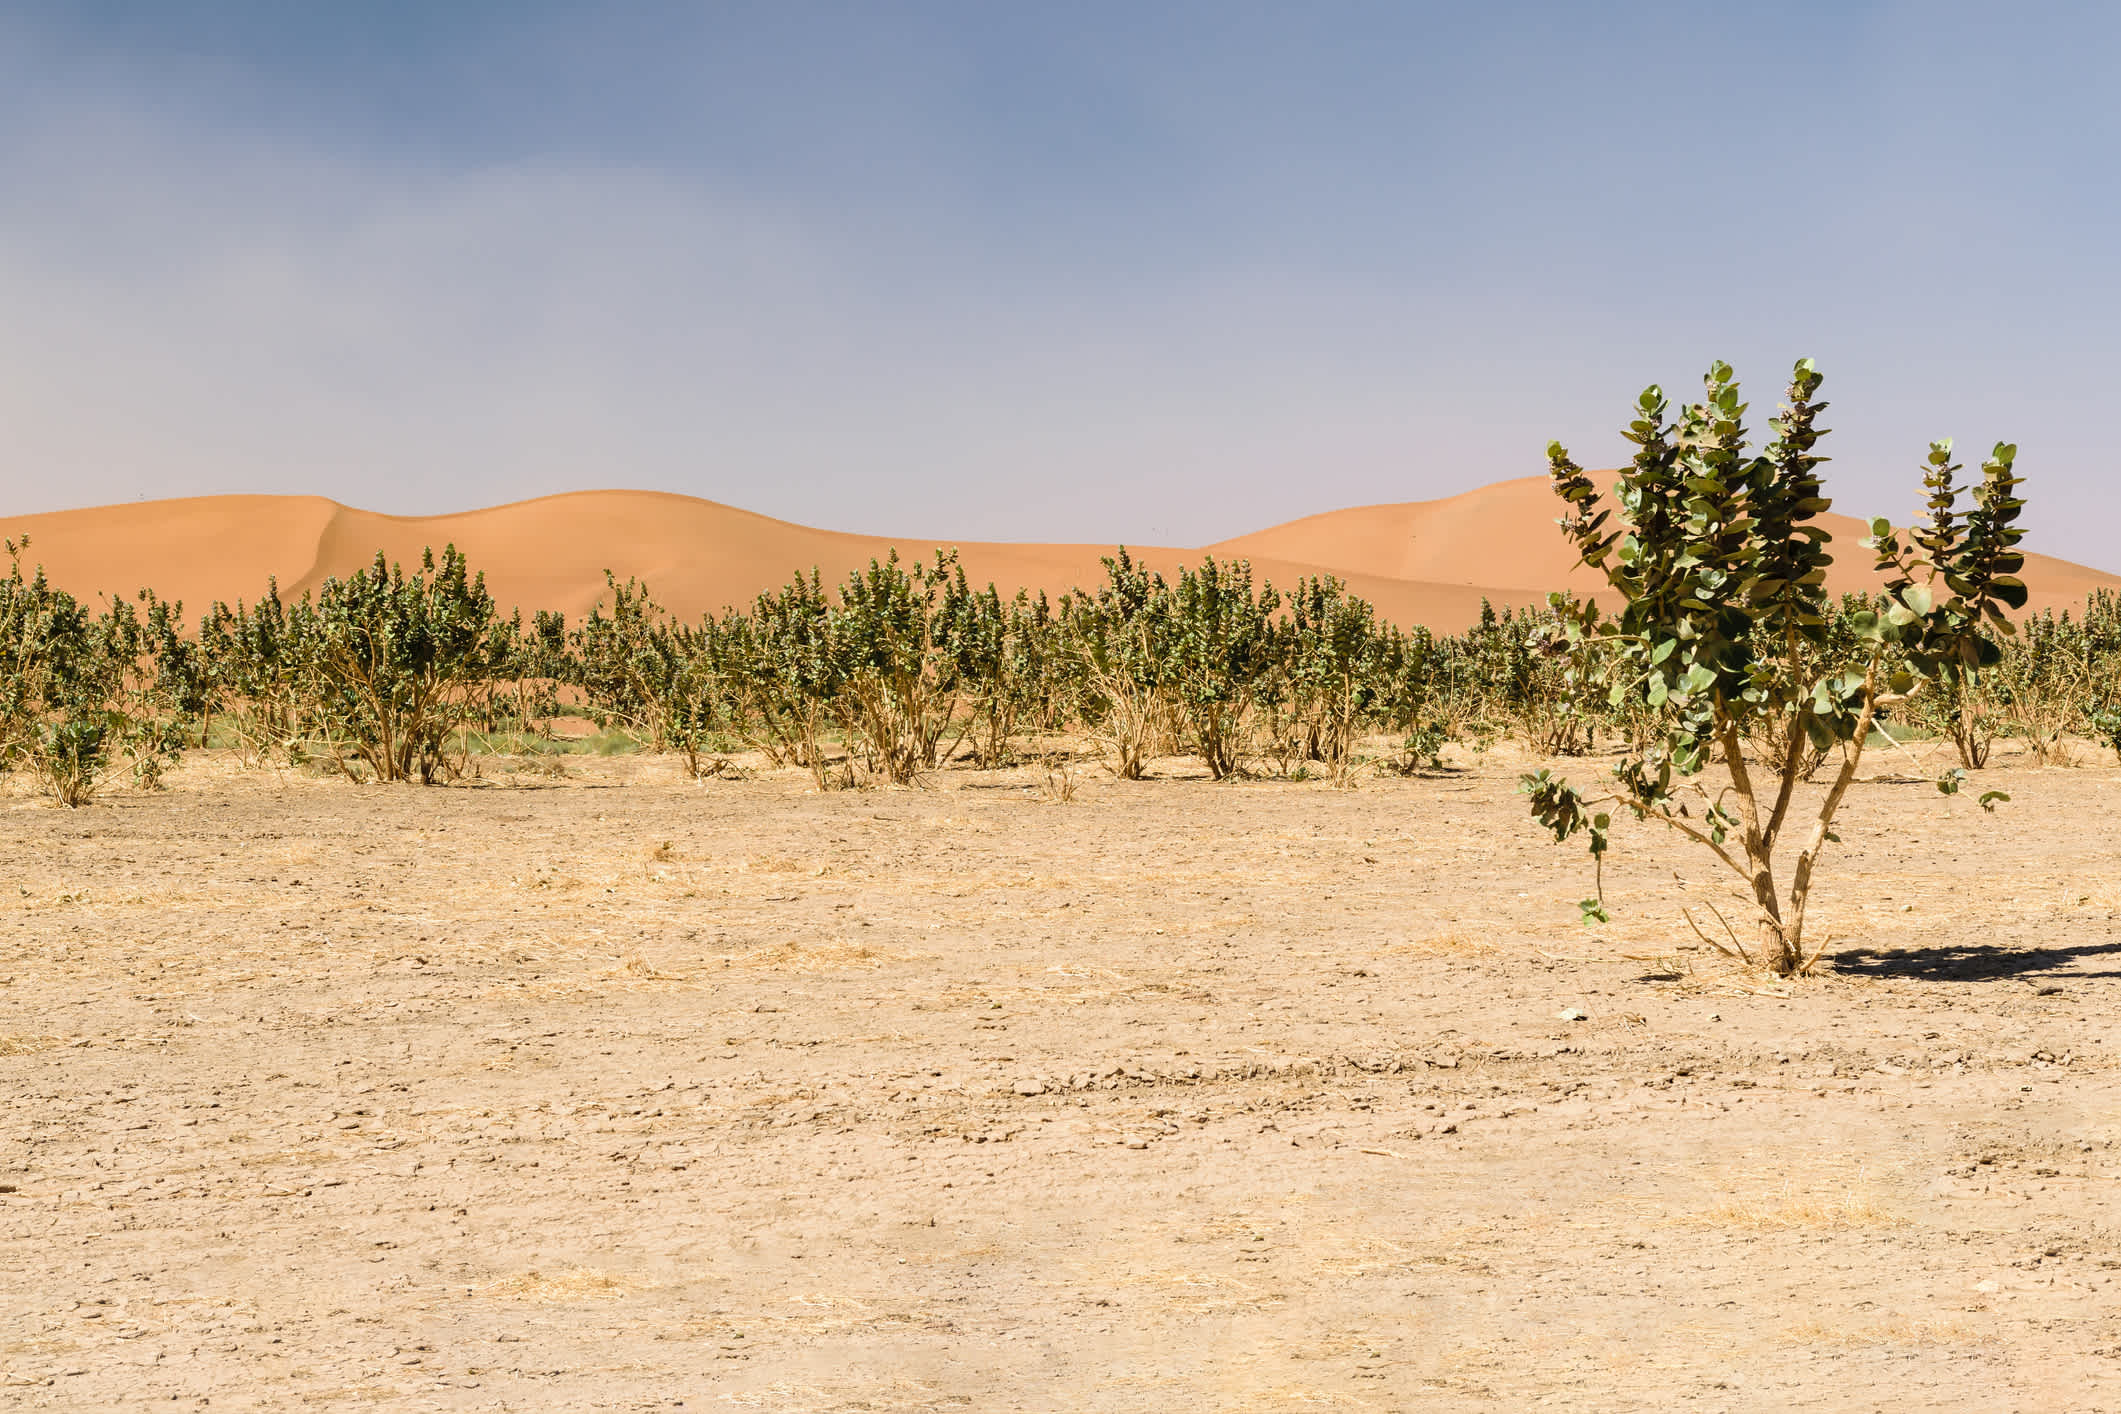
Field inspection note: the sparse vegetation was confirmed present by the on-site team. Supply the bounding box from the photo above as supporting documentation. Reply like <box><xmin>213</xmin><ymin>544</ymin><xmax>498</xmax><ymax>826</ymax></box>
<box><xmin>1522</xmin><ymin>359</ymin><xmax>2029</xmax><ymax>975</ymax></box>
<box><xmin>0</xmin><ymin>537</ymin><xmax>177</xmax><ymax>805</ymax></box>
<box><xmin>3</xmin><ymin>459</ymin><xmax>2115</xmax><ymax>1409</ymax></box>
<box><xmin>4</xmin><ymin>414</ymin><xmax>2114</xmax><ymax>832</ymax></box>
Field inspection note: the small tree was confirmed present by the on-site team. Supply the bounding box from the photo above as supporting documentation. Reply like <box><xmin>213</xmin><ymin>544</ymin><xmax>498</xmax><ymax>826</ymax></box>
<box><xmin>198</xmin><ymin>582</ymin><xmax>310</xmax><ymax>768</ymax></box>
<box><xmin>569</xmin><ymin>574</ymin><xmax>735</xmax><ymax>777</ymax></box>
<box><xmin>955</xmin><ymin>580</ymin><xmax>1060</xmax><ymax>768</ymax></box>
<box><xmin>835</xmin><ymin>550</ymin><xmax>970</xmax><ymax>784</ymax></box>
<box><xmin>290</xmin><ymin>546</ymin><xmax>519</xmax><ymax>784</ymax></box>
<box><xmin>1262</xmin><ymin>575</ymin><xmax>1384</xmax><ymax>781</ymax></box>
<box><xmin>1165</xmin><ymin>557</ymin><xmax>1279</xmax><ymax>780</ymax></box>
<box><xmin>1065</xmin><ymin>550</ymin><xmax>1175</xmax><ymax>780</ymax></box>
<box><xmin>727</xmin><ymin>570</ymin><xmax>849</xmax><ymax>788</ymax></box>
<box><xmin>0</xmin><ymin>540</ymin><xmax>186</xmax><ymax>804</ymax></box>
<box><xmin>1522</xmin><ymin>360</ymin><xmax>2026</xmax><ymax>976</ymax></box>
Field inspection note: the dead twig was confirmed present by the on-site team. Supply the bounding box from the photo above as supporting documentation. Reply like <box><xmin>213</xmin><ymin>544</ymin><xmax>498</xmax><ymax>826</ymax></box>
<box><xmin>1795</xmin><ymin>929</ymin><xmax>1839</xmax><ymax>977</ymax></box>
<box><xmin>1681</xmin><ymin>902</ymin><xmax>1750</xmax><ymax>965</ymax></box>
<box><xmin>1721</xmin><ymin>981</ymin><xmax>1795</xmax><ymax>999</ymax></box>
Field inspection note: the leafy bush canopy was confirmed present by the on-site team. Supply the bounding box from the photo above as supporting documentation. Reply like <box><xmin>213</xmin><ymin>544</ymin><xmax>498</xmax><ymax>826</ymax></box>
<box><xmin>1524</xmin><ymin>359</ymin><xmax>2028</xmax><ymax>975</ymax></box>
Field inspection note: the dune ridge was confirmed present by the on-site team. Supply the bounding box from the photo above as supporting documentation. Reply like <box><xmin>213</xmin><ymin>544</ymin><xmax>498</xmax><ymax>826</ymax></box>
<box><xmin>4</xmin><ymin>479</ymin><xmax>2115</xmax><ymax>630</ymax></box>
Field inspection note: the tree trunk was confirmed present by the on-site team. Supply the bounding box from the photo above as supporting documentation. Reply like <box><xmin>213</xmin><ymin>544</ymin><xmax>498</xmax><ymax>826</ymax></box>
<box><xmin>1750</xmin><ymin>879</ymin><xmax>1796</xmax><ymax>975</ymax></box>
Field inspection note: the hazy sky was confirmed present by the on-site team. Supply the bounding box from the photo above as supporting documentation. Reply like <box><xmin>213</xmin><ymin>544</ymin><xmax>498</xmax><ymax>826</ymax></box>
<box><xmin>2</xmin><ymin>2</ymin><xmax>2116</xmax><ymax>563</ymax></box>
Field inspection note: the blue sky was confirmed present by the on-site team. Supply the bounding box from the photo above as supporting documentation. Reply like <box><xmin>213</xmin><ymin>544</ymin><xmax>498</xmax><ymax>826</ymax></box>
<box><xmin>1</xmin><ymin>2</ymin><xmax>2116</xmax><ymax>563</ymax></box>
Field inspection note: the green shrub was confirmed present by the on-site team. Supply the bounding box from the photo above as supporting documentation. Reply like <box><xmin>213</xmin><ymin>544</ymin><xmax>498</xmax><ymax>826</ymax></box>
<box><xmin>832</xmin><ymin>550</ymin><xmax>975</xmax><ymax>785</ymax></box>
<box><xmin>285</xmin><ymin>546</ymin><xmax>520</xmax><ymax>784</ymax></box>
<box><xmin>0</xmin><ymin>539</ymin><xmax>171</xmax><ymax>805</ymax></box>
<box><xmin>568</xmin><ymin>574</ymin><xmax>735</xmax><ymax>778</ymax></box>
<box><xmin>954</xmin><ymin>580</ymin><xmax>1063</xmax><ymax>768</ymax></box>
<box><xmin>1064</xmin><ymin>550</ymin><xmax>1175</xmax><ymax>780</ymax></box>
<box><xmin>1163</xmin><ymin>557</ymin><xmax>1279</xmax><ymax>780</ymax></box>
<box><xmin>725</xmin><ymin>570</ymin><xmax>848</xmax><ymax>787</ymax></box>
<box><xmin>1524</xmin><ymin>359</ymin><xmax>2025</xmax><ymax>975</ymax></box>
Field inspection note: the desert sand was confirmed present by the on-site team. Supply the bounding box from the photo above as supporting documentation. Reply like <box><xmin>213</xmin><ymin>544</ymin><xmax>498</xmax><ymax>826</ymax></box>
<box><xmin>2</xmin><ymin>740</ymin><xmax>2119</xmax><ymax>1409</ymax></box>
<box><xmin>4</xmin><ymin>479</ymin><xmax>2115</xmax><ymax>628</ymax></box>
<box><xmin>5</xmin><ymin>478</ymin><xmax>2121</xmax><ymax>1410</ymax></box>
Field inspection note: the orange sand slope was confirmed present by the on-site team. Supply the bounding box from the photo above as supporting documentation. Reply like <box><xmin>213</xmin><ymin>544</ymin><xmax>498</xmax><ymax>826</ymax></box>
<box><xmin>4</xmin><ymin>479</ymin><xmax>2116</xmax><ymax>631</ymax></box>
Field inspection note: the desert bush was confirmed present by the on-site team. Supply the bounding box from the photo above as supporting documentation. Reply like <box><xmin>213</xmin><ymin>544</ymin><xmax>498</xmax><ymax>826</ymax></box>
<box><xmin>1361</xmin><ymin>624</ymin><xmax>1448</xmax><ymax>768</ymax></box>
<box><xmin>2092</xmin><ymin>703</ymin><xmax>2121</xmax><ymax>762</ymax></box>
<box><xmin>1162</xmin><ymin>557</ymin><xmax>1279</xmax><ymax>779</ymax></box>
<box><xmin>1257</xmin><ymin>576</ymin><xmax>1386</xmax><ymax>781</ymax></box>
<box><xmin>1902</xmin><ymin>653</ymin><xmax>1999</xmax><ymax>768</ymax></box>
<box><xmin>955</xmin><ymin>580</ymin><xmax>1064</xmax><ymax>767</ymax></box>
<box><xmin>568</xmin><ymin>574</ymin><xmax>735</xmax><ymax>778</ymax></box>
<box><xmin>138</xmin><ymin>591</ymin><xmax>214</xmax><ymax>753</ymax></box>
<box><xmin>283</xmin><ymin>546</ymin><xmax>521</xmax><ymax>784</ymax></box>
<box><xmin>1065</xmin><ymin>550</ymin><xmax>1175</xmax><ymax>780</ymax></box>
<box><xmin>1989</xmin><ymin>607</ymin><xmax>2092</xmax><ymax>765</ymax></box>
<box><xmin>1524</xmin><ymin>359</ymin><xmax>2025</xmax><ymax>975</ymax></box>
<box><xmin>834</xmin><ymin>550</ymin><xmax>973</xmax><ymax>784</ymax></box>
<box><xmin>110</xmin><ymin>592</ymin><xmax>200</xmax><ymax>789</ymax></box>
<box><xmin>1472</xmin><ymin>600</ymin><xmax>1599</xmax><ymax>755</ymax></box>
<box><xmin>1743</xmin><ymin>593</ymin><xmax>1877</xmax><ymax>782</ymax></box>
<box><xmin>724</xmin><ymin>570</ymin><xmax>849</xmax><ymax>787</ymax></box>
<box><xmin>2079</xmin><ymin>590</ymin><xmax>2121</xmax><ymax>761</ymax></box>
<box><xmin>196</xmin><ymin>582</ymin><xmax>310</xmax><ymax>767</ymax></box>
<box><xmin>22</xmin><ymin>460</ymin><xmax>2108</xmax><ymax>800</ymax></box>
<box><xmin>0</xmin><ymin>539</ymin><xmax>172</xmax><ymax>805</ymax></box>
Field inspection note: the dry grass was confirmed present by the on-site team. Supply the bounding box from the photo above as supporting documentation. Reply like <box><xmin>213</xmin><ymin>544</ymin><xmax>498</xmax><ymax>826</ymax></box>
<box><xmin>738</xmin><ymin>853</ymin><xmax>812</xmax><ymax>875</ymax></box>
<box><xmin>712</xmin><ymin>1375</ymin><xmax>991</xmax><ymax>1412</ymax></box>
<box><xmin>0</xmin><ymin>1033</ymin><xmax>61</xmax><ymax>1057</ymax></box>
<box><xmin>1039</xmin><ymin>761</ymin><xmax>1079</xmax><ymax>803</ymax></box>
<box><xmin>1375</xmin><ymin>930</ymin><xmax>1499</xmax><ymax>959</ymax></box>
<box><xmin>713</xmin><ymin>1382</ymin><xmax>833</xmax><ymax>1409</ymax></box>
<box><xmin>1314</xmin><ymin>1236</ymin><xmax>1427</xmax><ymax>1275</ymax></box>
<box><xmin>732</xmin><ymin>939</ymin><xmax>928</xmax><ymax>972</ymax></box>
<box><xmin>1084</xmin><ymin>1267</ymin><xmax>1283</xmax><ymax>1314</ymax></box>
<box><xmin>1680</xmin><ymin>1187</ymin><xmax>1903</xmax><ymax>1231</ymax></box>
<box><xmin>479</xmin><ymin>1267</ymin><xmax>631</xmax><ymax>1303</ymax></box>
<box><xmin>674</xmin><ymin>1295</ymin><xmax>951</xmax><ymax>1340</ymax></box>
<box><xmin>1780</xmin><ymin>1316</ymin><xmax>1980</xmax><ymax>1348</ymax></box>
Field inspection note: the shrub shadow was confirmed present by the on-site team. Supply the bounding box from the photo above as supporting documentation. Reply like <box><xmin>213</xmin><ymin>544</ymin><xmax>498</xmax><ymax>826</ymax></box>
<box><xmin>1827</xmin><ymin>939</ymin><xmax>2121</xmax><ymax>981</ymax></box>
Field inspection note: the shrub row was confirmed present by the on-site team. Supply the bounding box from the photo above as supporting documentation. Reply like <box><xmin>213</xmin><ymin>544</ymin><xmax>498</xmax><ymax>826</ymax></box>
<box><xmin>3</xmin><ymin>533</ymin><xmax>2118</xmax><ymax>805</ymax></box>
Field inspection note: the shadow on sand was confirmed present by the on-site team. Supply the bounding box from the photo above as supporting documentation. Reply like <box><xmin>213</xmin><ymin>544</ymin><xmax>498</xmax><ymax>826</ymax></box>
<box><xmin>1826</xmin><ymin>937</ymin><xmax>2121</xmax><ymax>982</ymax></box>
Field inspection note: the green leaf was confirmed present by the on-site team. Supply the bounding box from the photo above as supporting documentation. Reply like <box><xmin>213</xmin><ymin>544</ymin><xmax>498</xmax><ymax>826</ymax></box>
<box><xmin>1978</xmin><ymin>790</ymin><xmax>2010</xmax><ymax>812</ymax></box>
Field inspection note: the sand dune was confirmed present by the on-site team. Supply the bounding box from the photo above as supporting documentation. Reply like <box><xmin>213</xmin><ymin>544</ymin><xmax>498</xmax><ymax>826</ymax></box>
<box><xmin>1210</xmin><ymin>478</ymin><xmax>2121</xmax><ymax>614</ymax></box>
<box><xmin>3</xmin><ymin>478</ymin><xmax>2114</xmax><ymax>630</ymax></box>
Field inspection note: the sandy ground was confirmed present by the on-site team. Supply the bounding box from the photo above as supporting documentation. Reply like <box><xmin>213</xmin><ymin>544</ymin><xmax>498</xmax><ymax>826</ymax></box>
<box><xmin>3</xmin><ymin>742</ymin><xmax>2120</xmax><ymax>1412</ymax></box>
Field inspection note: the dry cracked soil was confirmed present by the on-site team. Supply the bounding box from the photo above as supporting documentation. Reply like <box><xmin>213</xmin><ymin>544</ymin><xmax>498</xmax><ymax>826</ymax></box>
<box><xmin>3</xmin><ymin>743</ymin><xmax>2121</xmax><ymax>1412</ymax></box>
